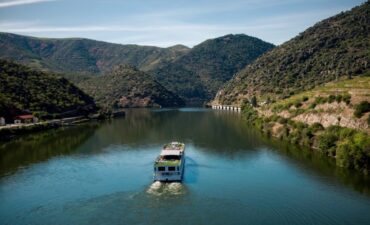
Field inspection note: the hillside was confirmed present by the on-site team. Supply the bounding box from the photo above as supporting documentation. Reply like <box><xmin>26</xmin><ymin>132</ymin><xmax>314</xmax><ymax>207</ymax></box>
<box><xmin>0</xmin><ymin>60</ymin><xmax>96</xmax><ymax>120</ymax></box>
<box><xmin>78</xmin><ymin>65</ymin><xmax>185</xmax><ymax>108</ymax></box>
<box><xmin>261</xmin><ymin>75</ymin><xmax>370</xmax><ymax>133</ymax></box>
<box><xmin>0</xmin><ymin>33</ymin><xmax>274</xmax><ymax>104</ymax></box>
<box><xmin>0</xmin><ymin>33</ymin><xmax>190</xmax><ymax>79</ymax></box>
<box><xmin>214</xmin><ymin>2</ymin><xmax>370</xmax><ymax>105</ymax></box>
<box><xmin>149</xmin><ymin>34</ymin><xmax>275</xmax><ymax>102</ymax></box>
<box><xmin>242</xmin><ymin>75</ymin><xmax>370</xmax><ymax>173</ymax></box>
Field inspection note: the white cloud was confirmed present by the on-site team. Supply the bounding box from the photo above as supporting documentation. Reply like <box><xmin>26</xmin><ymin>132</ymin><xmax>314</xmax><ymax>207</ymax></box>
<box><xmin>0</xmin><ymin>0</ymin><xmax>56</xmax><ymax>8</ymax></box>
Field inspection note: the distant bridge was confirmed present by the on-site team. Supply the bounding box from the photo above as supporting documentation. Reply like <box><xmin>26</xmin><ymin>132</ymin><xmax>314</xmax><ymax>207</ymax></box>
<box><xmin>211</xmin><ymin>105</ymin><xmax>241</xmax><ymax>111</ymax></box>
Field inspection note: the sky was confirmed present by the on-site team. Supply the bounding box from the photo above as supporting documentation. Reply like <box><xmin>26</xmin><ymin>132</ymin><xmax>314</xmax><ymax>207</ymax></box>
<box><xmin>0</xmin><ymin>0</ymin><xmax>366</xmax><ymax>47</ymax></box>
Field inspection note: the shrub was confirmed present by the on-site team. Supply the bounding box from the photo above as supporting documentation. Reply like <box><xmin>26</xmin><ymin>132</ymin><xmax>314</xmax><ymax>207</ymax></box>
<box><xmin>335</xmin><ymin>95</ymin><xmax>343</xmax><ymax>103</ymax></box>
<box><xmin>242</xmin><ymin>104</ymin><xmax>258</xmax><ymax>122</ymax></box>
<box><xmin>314</xmin><ymin>96</ymin><xmax>327</xmax><ymax>105</ymax></box>
<box><xmin>294</xmin><ymin>101</ymin><xmax>302</xmax><ymax>108</ymax></box>
<box><xmin>302</xmin><ymin>96</ymin><xmax>309</xmax><ymax>102</ymax></box>
<box><xmin>277</xmin><ymin>117</ymin><xmax>288</xmax><ymax>124</ymax></box>
<box><xmin>250</xmin><ymin>96</ymin><xmax>257</xmax><ymax>107</ymax></box>
<box><xmin>342</xmin><ymin>94</ymin><xmax>351</xmax><ymax>105</ymax></box>
<box><xmin>270</xmin><ymin>114</ymin><xmax>280</xmax><ymax>122</ymax></box>
<box><xmin>301</xmin><ymin>129</ymin><xmax>313</xmax><ymax>146</ymax></box>
<box><xmin>309</xmin><ymin>103</ymin><xmax>317</xmax><ymax>109</ymax></box>
<box><xmin>310</xmin><ymin>122</ymin><xmax>324</xmax><ymax>132</ymax></box>
<box><xmin>352</xmin><ymin>132</ymin><xmax>370</xmax><ymax>151</ymax></box>
<box><xmin>336</xmin><ymin>140</ymin><xmax>354</xmax><ymax>168</ymax></box>
<box><xmin>368</xmin><ymin>114</ymin><xmax>370</xmax><ymax>126</ymax></box>
<box><xmin>315</xmin><ymin>126</ymin><xmax>370</xmax><ymax>172</ymax></box>
<box><xmin>328</xmin><ymin>95</ymin><xmax>336</xmax><ymax>103</ymax></box>
<box><xmin>317</xmin><ymin>129</ymin><xmax>339</xmax><ymax>155</ymax></box>
<box><xmin>354</xmin><ymin>101</ymin><xmax>370</xmax><ymax>118</ymax></box>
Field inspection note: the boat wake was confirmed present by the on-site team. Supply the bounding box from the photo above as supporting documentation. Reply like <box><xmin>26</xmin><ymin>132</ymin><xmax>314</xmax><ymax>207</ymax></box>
<box><xmin>146</xmin><ymin>181</ymin><xmax>185</xmax><ymax>196</ymax></box>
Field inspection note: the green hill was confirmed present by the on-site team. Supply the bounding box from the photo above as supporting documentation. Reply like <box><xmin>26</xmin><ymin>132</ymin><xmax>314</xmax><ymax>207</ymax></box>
<box><xmin>78</xmin><ymin>65</ymin><xmax>185</xmax><ymax>108</ymax></box>
<box><xmin>0</xmin><ymin>60</ymin><xmax>96</xmax><ymax>120</ymax></box>
<box><xmin>214</xmin><ymin>2</ymin><xmax>370</xmax><ymax>105</ymax></box>
<box><xmin>0</xmin><ymin>32</ymin><xmax>274</xmax><ymax>104</ymax></box>
<box><xmin>0</xmin><ymin>33</ymin><xmax>190</xmax><ymax>80</ymax></box>
<box><xmin>149</xmin><ymin>34</ymin><xmax>274</xmax><ymax>102</ymax></box>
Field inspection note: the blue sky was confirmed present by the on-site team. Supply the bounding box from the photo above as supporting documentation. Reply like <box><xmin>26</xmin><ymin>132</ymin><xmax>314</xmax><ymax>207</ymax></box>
<box><xmin>0</xmin><ymin>0</ymin><xmax>365</xmax><ymax>47</ymax></box>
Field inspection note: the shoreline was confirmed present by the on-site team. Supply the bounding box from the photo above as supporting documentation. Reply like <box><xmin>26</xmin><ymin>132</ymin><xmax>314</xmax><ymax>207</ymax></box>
<box><xmin>0</xmin><ymin>111</ymin><xmax>126</xmax><ymax>141</ymax></box>
<box><xmin>240</xmin><ymin>104</ymin><xmax>370</xmax><ymax>175</ymax></box>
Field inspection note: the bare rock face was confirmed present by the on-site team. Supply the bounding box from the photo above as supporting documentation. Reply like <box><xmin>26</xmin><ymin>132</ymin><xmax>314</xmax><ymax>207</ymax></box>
<box><xmin>293</xmin><ymin>113</ymin><xmax>340</xmax><ymax>128</ymax></box>
<box><xmin>339</xmin><ymin>116</ymin><xmax>368</xmax><ymax>130</ymax></box>
<box><xmin>271</xmin><ymin>123</ymin><xmax>285</xmax><ymax>138</ymax></box>
<box><xmin>293</xmin><ymin>113</ymin><xmax>369</xmax><ymax>132</ymax></box>
<box><xmin>315</xmin><ymin>102</ymin><xmax>347</xmax><ymax>111</ymax></box>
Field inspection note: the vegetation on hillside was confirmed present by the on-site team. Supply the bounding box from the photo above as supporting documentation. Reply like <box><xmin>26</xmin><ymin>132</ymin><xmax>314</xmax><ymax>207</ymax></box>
<box><xmin>215</xmin><ymin>2</ymin><xmax>370</xmax><ymax>105</ymax></box>
<box><xmin>239</xmin><ymin>75</ymin><xmax>370</xmax><ymax>174</ymax></box>
<box><xmin>150</xmin><ymin>34</ymin><xmax>274</xmax><ymax>102</ymax></box>
<box><xmin>0</xmin><ymin>32</ymin><xmax>190</xmax><ymax>76</ymax></box>
<box><xmin>0</xmin><ymin>60</ymin><xmax>96</xmax><ymax>120</ymax></box>
<box><xmin>78</xmin><ymin>65</ymin><xmax>185</xmax><ymax>108</ymax></box>
<box><xmin>354</xmin><ymin>101</ymin><xmax>370</xmax><ymax>118</ymax></box>
<box><xmin>242</xmin><ymin>104</ymin><xmax>370</xmax><ymax>175</ymax></box>
<box><xmin>0</xmin><ymin>33</ymin><xmax>274</xmax><ymax>104</ymax></box>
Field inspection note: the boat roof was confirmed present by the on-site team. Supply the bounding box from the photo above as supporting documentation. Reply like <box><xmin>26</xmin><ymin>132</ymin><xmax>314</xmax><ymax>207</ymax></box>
<box><xmin>160</xmin><ymin>142</ymin><xmax>185</xmax><ymax>156</ymax></box>
<box><xmin>163</xmin><ymin>142</ymin><xmax>184</xmax><ymax>150</ymax></box>
<box><xmin>160</xmin><ymin>150</ymin><xmax>182</xmax><ymax>156</ymax></box>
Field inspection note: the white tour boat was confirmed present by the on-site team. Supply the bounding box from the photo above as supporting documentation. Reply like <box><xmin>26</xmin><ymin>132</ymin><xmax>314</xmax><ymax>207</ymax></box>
<box><xmin>153</xmin><ymin>142</ymin><xmax>185</xmax><ymax>182</ymax></box>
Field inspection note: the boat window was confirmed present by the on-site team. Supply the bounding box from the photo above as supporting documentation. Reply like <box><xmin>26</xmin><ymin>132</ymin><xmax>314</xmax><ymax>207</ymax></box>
<box><xmin>158</xmin><ymin>167</ymin><xmax>165</xmax><ymax>171</ymax></box>
<box><xmin>177</xmin><ymin>166</ymin><xmax>179</xmax><ymax>171</ymax></box>
<box><xmin>163</xmin><ymin>155</ymin><xmax>180</xmax><ymax>160</ymax></box>
<box><xmin>168</xmin><ymin>167</ymin><xmax>175</xmax><ymax>171</ymax></box>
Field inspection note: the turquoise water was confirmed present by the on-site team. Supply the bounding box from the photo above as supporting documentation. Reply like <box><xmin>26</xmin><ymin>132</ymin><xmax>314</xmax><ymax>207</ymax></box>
<box><xmin>0</xmin><ymin>108</ymin><xmax>369</xmax><ymax>225</ymax></box>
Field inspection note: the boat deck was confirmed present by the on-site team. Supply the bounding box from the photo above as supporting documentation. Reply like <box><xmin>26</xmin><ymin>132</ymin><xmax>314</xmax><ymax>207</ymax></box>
<box><xmin>155</xmin><ymin>160</ymin><xmax>181</xmax><ymax>167</ymax></box>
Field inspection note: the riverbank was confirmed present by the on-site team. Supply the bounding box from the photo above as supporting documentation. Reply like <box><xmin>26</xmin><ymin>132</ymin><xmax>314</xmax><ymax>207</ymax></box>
<box><xmin>242</xmin><ymin>104</ymin><xmax>370</xmax><ymax>175</ymax></box>
<box><xmin>0</xmin><ymin>111</ymin><xmax>126</xmax><ymax>141</ymax></box>
<box><xmin>0</xmin><ymin>116</ymin><xmax>86</xmax><ymax>141</ymax></box>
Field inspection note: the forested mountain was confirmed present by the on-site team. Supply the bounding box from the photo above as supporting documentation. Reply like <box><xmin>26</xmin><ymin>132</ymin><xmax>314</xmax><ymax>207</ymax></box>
<box><xmin>149</xmin><ymin>34</ymin><xmax>275</xmax><ymax>102</ymax></box>
<box><xmin>0</xmin><ymin>32</ymin><xmax>190</xmax><ymax>79</ymax></box>
<box><xmin>0</xmin><ymin>33</ymin><xmax>274</xmax><ymax>103</ymax></box>
<box><xmin>213</xmin><ymin>2</ymin><xmax>370</xmax><ymax>105</ymax></box>
<box><xmin>0</xmin><ymin>60</ymin><xmax>96</xmax><ymax>119</ymax></box>
<box><xmin>78</xmin><ymin>65</ymin><xmax>185</xmax><ymax>108</ymax></box>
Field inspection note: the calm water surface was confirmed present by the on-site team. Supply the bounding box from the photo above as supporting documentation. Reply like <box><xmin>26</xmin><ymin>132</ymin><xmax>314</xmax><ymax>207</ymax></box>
<box><xmin>0</xmin><ymin>108</ymin><xmax>369</xmax><ymax>225</ymax></box>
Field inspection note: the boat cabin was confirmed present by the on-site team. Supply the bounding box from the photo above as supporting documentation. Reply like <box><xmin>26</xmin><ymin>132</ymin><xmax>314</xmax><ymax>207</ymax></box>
<box><xmin>153</xmin><ymin>142</ymin><xmax>185</xmax><ymax>181</ymax></box>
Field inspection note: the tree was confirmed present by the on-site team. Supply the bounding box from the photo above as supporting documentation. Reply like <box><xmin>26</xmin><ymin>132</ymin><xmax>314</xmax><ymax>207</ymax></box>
<box><xmin>251</xmin><ymin>95</ymin><xmax>257</xmax><ymax>107</ymax></box>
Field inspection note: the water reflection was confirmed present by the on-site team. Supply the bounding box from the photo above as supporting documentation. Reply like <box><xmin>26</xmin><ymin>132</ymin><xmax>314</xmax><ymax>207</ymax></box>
<box><xmin>0</xmin><ymin>123</ymin><xmax>99</xmax><ymax>176</ymax></box>
<box><xmin>92</xmin><ymin>108</ymin><xmax>265</xmax><ymax>153</ymax></box>
<box><xmin>262</xmin><ymin>136</ymin><xmax>370</xmax><ymax>195</ymax></box>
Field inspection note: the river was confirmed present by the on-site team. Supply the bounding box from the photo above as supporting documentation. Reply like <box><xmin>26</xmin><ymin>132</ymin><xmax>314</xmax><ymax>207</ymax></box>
<box><xmin>0</xmin><ymin>108</ymin><xmax>369</xmax><ymax>225</ymax></box>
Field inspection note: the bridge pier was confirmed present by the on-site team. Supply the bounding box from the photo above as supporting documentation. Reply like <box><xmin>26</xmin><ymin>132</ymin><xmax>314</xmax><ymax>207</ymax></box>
<box><xmin>211</xmin><ymin>105</ymin><xmax>241</xmax><ymax>112</ymax></box>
